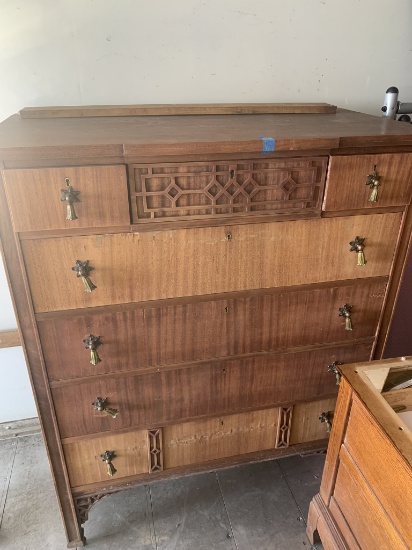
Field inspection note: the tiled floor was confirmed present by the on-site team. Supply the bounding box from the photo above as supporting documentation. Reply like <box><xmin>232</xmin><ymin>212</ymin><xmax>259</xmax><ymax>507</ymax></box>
<box><xmin>0</xmin><ymin>434</ymin><xmax>325</xmax><ymax>550</ymax></box>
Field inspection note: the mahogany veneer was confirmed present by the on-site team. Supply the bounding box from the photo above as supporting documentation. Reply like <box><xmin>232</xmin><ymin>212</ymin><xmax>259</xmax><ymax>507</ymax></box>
<box><xmin>1</xmin><ymin>105</ymin><xmax>412</xmax><ymax>547</ymax></box>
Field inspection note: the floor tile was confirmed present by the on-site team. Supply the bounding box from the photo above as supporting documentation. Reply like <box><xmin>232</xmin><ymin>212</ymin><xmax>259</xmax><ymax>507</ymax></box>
<box><xmin>0</xmin><ymin>439</ymin><xmax>17</xmax><ymax>525</ymax></box>
<box><xmin>217</xmin><ymin>461</ymin><xmax>312</xmax><ymax>550</ymax></box>
<box><xmin>150</xmin><ymin>472</ymin><xmax>236</xmax><ymax>550</ymax></box>
<box><xmin>83</xmin><ymin>486</ymin><xmax>156</xmax><ymax>550</ymax></box>
<box><xmin>278</xmin><ymin>453</ymin><xmax>326</xmax><ymax>519</ymax></box>
<box><xmin>0</xmin><ymin>435</ymin><xmax>67</xmax><ymax>549</ymax></box>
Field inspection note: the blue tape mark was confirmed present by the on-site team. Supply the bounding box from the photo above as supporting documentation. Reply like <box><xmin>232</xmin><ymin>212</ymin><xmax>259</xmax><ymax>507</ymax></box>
<box><xmin>260</xmin><ymin>135</ymin><xmax>275</xmax><ymax>154</ymax></box>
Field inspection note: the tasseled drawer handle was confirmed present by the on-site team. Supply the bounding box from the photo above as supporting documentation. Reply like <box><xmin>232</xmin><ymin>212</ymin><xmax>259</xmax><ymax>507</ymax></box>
<box><xmin>100</xmin><ymin>450</ymin><xmax>117</xmax><ymax>477</ymax></box>
<box><xmin>319</xmin><ymin>411</ymin><xmax>333</xmax><ymax>433</ymax></box>
<box><xmin>83</xmin><ymin>334</ymin><xmax>102</xmax><ymax>365</ymax></box>
<box><xmin>61</xmin><ymin>178</ymin><xmax>80</xmax><ymax>220</ymax></box>
<box><xmin>327</xmin><ymin>361</ymin><xmax>343</xmax><ymax>385</ymax></box>
<box><xmin>349</xmin><ymin>236</ymin><xmax>366</xmax><ymax>266</ymax></box>
<box><xmin>338</xmin><ymin>304</ymin><xmax>353</xmax><ymax>331</ymax></box>
<box><xmin>92</xmin><ymin>397</ymin><xmax>118</xmax><ymax>418</ymax></box>
<box><xmin>366</xmin><ymin>166</ymin><xmax>381</xmax><ymax>202</ymax></box>
<box><xmin>71</xmin><ymin>260</ymin><xmax>96</xmax><ymax>292</ymax></box>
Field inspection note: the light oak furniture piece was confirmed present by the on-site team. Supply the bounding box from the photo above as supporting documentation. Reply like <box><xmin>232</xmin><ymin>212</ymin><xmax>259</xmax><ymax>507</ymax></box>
<box><xmin>1</xmin><ymin>104</ymin><xmax>412</xmax><ymax>547</ymax></box>
<box><xmin>307</xmin><ymin>357</ymin><xmax>412</xmax><ymax>549</ymax></box>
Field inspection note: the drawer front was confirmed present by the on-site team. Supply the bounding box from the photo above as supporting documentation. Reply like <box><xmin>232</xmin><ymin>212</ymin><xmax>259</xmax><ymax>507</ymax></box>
<box><xmin>53</xmin><ymin>343</ymin><xmax>371</xmax><ymax>438</ymax></box>
<box><xmin>23</xmin><ymin>213</ymin><xmax>401</xmax><ymax>313</ymax></box>
<box><xmin>163</xmin><ymin>408</ymin><xmax>279</xmax><ymax>469</ymax></box>
<box><xmin>289</xmin><ymin>396</ymin><xmax>337</xmax><ymax>445</ymax></box>
<box><xmin>323</xmin><ymin>153</ymin><xmax>412</xmax><ymax>211</ymax></box>
<box><xmin>40</xmin><ymin>281</ymin><xmax>382</xmax><ymax>382</ymax></box>
<box><xmin>343</xmin><ymin>396</ymin><xmax>412</xmax><ymax>547</ymax></box>
<box><xmin>333</xmin><ymin>445</ymin><xmax>406</xmax><ymax>549</ymax></box>
<box><xmin>63</xmin><ymin>430</ymin><xmax>149</xmax><ymax>488</ymax></box>
<box><xmin>4</xmin><ymin>165</ymin><xmax>130</xmax><ymax>231</ymax></box>
<box><xmin>129</xmin><ymin>158</ymin><xmax>327</xmax><ymax>223</ymax></box>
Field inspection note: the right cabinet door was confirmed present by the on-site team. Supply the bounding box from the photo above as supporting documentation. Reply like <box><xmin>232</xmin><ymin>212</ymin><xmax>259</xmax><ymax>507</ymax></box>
<box><xmin>323</xmin><ymin>153</ymin><xmax>412</xmax><ymax>211</ymax></box>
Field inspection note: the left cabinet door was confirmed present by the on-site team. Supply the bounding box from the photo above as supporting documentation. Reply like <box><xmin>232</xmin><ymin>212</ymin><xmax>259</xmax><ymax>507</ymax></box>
<box><xmin>3</xmin><ymin>165</ymin><xmax>130</xmax><ymax>231</ymax></box>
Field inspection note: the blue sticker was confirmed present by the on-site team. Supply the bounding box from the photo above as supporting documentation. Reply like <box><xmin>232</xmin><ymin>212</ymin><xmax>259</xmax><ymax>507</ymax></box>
<box><xmin>260</xmin><ymin>135</ymin><xmax>275</xmax><ymax>154</ymax></box>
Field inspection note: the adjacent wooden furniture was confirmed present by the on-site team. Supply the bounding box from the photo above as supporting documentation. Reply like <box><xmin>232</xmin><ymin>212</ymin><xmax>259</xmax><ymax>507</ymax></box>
<box><xmin>1</xmin><ymin>104</ymin><xmax>412</xmax><ymax>547</ymax></box>
<box><xmin>307</xmin><ymin>357</ymin><xmax>412</xmax><ymax>549</ymax></box>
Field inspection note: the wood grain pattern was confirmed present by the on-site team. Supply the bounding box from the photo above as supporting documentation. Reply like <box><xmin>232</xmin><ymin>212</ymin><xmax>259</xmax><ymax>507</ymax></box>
<box><xmin>343</xmin><ymin>395</ymin><xmax>412</xmax><ymax>547</ymax></box>
<box><xmin>163</xmin><ymin>408</ymin><xmax>279</xmax><ymax>469</ymax></box>
<box><xmin>0</xmin><ymin>329</ymin><xmax>20</xmax><ymax>348</ymax></box>
<box><xmin>38</xmin><ymin>280</ymin><xmax>382</xmax><ymax>382</ymax></box>
<box><xmin>328</xmin><ymin>498</ymin><xmax>361</xmax><ymax>550</ymax></box>
<box><xmin>333</xmin><ymin>445</ymin><xmax>407</xmax><ymax>549</ymax></box>
<box><xmin>3</xmin><ymin>165</ymin><xmax>130</xmax><ymax>232</ymax></box>
<box><xmin>22</xmin><ymin>213</ymin><xmax>402</xmax><ymax>313</ymax></box>
<box><xmin>2</xmin><ymin>110</ymin><xmax>412</xmax><ymax>162</ymax></box>
<box><xmin>319</xmin><ymin>378</ymin><xmax>353</xmax><ymax>504</ymax></box>
<box><xmin>289</xmin><ymin>397</ymin><xmax>337</xmax><ymax>445</ymax></box>
<box><xmin>19</xmin><ymin>103</ymin><xmax>338</xmax><ymax>118</ymax></box>
<box><xmin>323</xmin><ymin>153</ymin><xmax>412</xmax><ymax>211</ymax></box>
<box><xmin>52</xmin><ymin>344</ymin><xmax>368</xmax><ymax>439</ymax></box>
<box><xmin>63</xmin><ymin>430</ymin><xmax>149</xmax><ymax>488</ymax></box>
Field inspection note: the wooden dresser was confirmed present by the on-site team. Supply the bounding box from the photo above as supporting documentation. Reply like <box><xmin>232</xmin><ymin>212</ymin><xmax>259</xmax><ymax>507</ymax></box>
<box><xmin>1</xmin><ymin>104</ymin><xmax>412</xmax><ymax>547</ymax></box>
<box><xmin>307</xmin><ymin>357</ymin><xmax>412</xmax><ymax>549</ymax></box>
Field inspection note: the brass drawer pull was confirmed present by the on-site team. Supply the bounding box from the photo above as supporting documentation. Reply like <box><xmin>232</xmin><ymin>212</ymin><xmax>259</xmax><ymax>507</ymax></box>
<box><xmin>349</xmin><ymin>236</ymin><xmax>366</xmax><ymax>266</ymax></box>
<box><xmin>338</xmin><ymin>304</ymin><xmax>353</xmax><ymax>331</ymax></box>
<box><xmin>366</xmin><ymin>166</ymin><xmax>381</xmax><ymax>202</ymax></box>
<box><xmin>100</xmin><ymin>450</ymin><xmax>117</xmax><ymax>477</ymax></box>
<box><xmin>92</xmin><ymin>397</ymin><xmax>118</xmax><ymax>418</ymax></box>
<box><xmin>71</xmin><ymin>260</ymin><xmax>96</xmax><ymax>292</ymax></box>
<box><xmin>328</xmin><ymin>361</ymin><xmax>343</xmax><ymax>385</ymax></box>
<box><xmin>83</xmin><ymin>335</ymin><xmax>102</xmax><ymax>365</ymax></box>
<box><xmin>61</xmin><ymin>178</ymin><xmax>80</xmax><ymax>220</ymax></box>
<box><xmin>319</xmin><ymin>411</ymin><xmax>333</xmax><ymax>433</ymax></box>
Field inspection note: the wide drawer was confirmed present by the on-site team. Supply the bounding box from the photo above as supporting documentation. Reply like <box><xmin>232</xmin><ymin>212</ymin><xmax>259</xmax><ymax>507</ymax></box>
<box><xmin>53</xmin><ymin>342</ymin><xmax>371</xmax><ymax>438</ymax></box>
<box><xmin>23</xmin><ymin>213</ymin><xmax>402</xmax><ymax>313</ymax></box>
<box><xmin>129</xmin><ymin>158</ymin><xmax>328</xmax><ymax>223</ymax></box>
<box><xmin>323</xmin><ymin>153</ymin><xmax>412</xmax><ymax>211</ymax></box>
<box><xmin>3</xmin><ymin>165</ymin><xmax>130</xmax><ymax>231</ymax></box>
<box><xmin>40</xmin><ymin>280</ymin><xmax>384</xmax><ymax>382</ymax></box>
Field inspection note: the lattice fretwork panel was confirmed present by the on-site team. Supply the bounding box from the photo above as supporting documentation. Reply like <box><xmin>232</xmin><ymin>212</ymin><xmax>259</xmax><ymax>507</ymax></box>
<box><xmin>147</xmin><ymin>428</ymin><xmax>163</xmax><ymax>473</ymax></box>
<box><xmin>129</xmin><ymin>158</ymin><xmax>327</xmax><ymax>223</ymax></box>
<box><xmin>275</xmin><ymin>406</ymin><xmax>294</xmax><ymax>448</ymax></box>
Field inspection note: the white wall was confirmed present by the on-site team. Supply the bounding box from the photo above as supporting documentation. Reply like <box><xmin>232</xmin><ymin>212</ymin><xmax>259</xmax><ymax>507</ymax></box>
<box><xmin>1</xmin><ymin>0</ymin><xmax>411</xmax><ymax>421</ymax></box>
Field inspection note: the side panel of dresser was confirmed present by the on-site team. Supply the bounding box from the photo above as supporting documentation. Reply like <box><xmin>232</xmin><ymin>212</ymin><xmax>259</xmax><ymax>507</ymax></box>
<box><xmin>306</xmin><ymin>379</ymin><xmax>412</xmax><ymax>549</ymax></box>
<box><xmin>0</xmin><ymin>173</ymin><xmax>84</xmax><ymax>547</ymax></box>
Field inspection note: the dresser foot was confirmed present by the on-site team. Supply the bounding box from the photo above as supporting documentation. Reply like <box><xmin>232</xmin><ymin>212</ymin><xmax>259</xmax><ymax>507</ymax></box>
<box><xmin>67</xmin><ymin>528</ymin><xmax>86</xmax><ymax>547</ymax></box>
<box><xmin>306</xmin><ymin>496</ymin><xmax>321</xmax><ymax>544</ymax></box>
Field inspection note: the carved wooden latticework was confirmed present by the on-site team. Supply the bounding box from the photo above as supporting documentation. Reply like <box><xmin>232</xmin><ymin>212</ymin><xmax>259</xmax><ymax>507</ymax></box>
<box><xmin>275</xmin><ymin>406</ymin><xmax>294</xmax><ymax>448</ymax></box>
<box><xmin>148</xmin><ymin>428</ymin><xmax>163</xmax><ymax>472</ymax></box>
<box><xmin>129</xmin><ymin>159</ymin><xmax>327</xmax><ymax>222</ymax></box>
<box><xmin>75</xmin><ymin>493</ymin><xmax>111</xmax><ymax>524</ymax></box>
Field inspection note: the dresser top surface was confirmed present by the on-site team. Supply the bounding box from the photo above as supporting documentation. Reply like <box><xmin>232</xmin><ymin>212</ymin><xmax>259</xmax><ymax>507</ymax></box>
<box><xmin>1</xmin><ymin>108</ymin><xmax>412</xmax><ymax>160</ymax></box>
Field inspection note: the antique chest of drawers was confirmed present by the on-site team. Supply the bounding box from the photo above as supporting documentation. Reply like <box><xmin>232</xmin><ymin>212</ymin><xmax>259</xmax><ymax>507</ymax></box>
<box><xmin>307</xmin><ymin>357</ymin><xmax>412</xmax><ymax>549</ymax></box>
<box><xmin>1</xmin><ymin>104</ymin><xmax>412</xmax><ymax>546</ymax></box>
